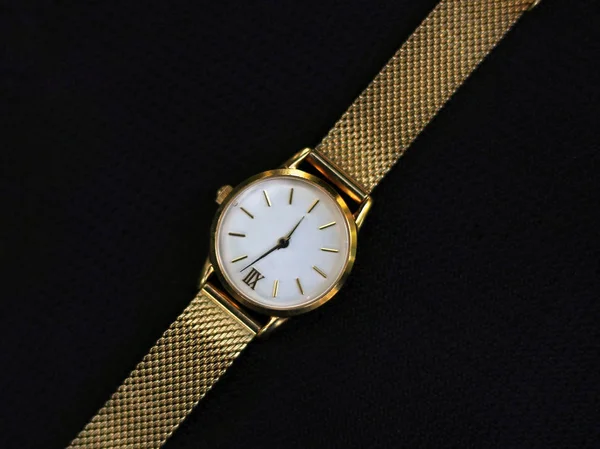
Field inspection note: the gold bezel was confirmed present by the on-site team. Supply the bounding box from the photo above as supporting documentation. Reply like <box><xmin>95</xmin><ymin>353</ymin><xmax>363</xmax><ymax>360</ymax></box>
<box><xmin>209</xmin><ymin>168</ymin><xmax>358</xmax><ymax>317</ymax></box>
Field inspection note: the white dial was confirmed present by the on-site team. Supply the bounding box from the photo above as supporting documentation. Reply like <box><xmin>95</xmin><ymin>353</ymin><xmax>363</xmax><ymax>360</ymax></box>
<box><xmin>213</xmin><ymin>172</ymin><xmax>355</xmax><ymax>314</ymax></box>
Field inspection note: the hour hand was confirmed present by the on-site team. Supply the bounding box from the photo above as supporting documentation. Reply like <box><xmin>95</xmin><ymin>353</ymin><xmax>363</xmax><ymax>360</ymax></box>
<box><xmin>240</xmin><ymin>216</ymin><xmax>304</xmax><ymax>272</ymax></box>
<box><xmin>284</xmin><ymin>216</ymin><xmax>305</xmax><ymax>240</ymax></box>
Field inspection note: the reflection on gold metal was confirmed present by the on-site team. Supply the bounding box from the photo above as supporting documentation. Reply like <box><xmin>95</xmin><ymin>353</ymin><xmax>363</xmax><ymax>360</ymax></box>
<box><xmin>296</xmin><ymin>278</ymin><xmax>304</xmax><ymax>295</ymax></box>
<box><xmin>307</xmin><ymin>199</ymin><xmax>319</xmax><ymax>214</ymax></box>
<box><xmin>228</xmin><ymin>232</ymin><xmax>246</xmax><ymax>237</ymax></box>
<box><xmin>354</xmin><ymin>195</ymin><xmax>373</xmax><ymax>232</ymax></box>
<box><xmin>204</xmin><ymin>282</ymin><xmax>261</xmax><ymax>334</ymax></box>
<box><xmin>263</xmin><ymin>190</ymin><xmax>271</xmax><ymax>207</ymax></box>
<box><xmin>289</xmin><ymin>188</ymin><xmax>294</xmax><ymax>205</ymax></box>
<box><xmin>272</xmin><ymin>279</ymin><xmax>279</xmax><ymax>298</ymax></box>
<box><xmin>312</xmin><ymin>266</ymin><xmax>327</xmax><ymax>278</ymax></box>
<box><xmin>197</xmin><ymin>258</ymin><xmax>215</xmax><ymax>289</ymax></box>
<box><xmin>231</xmin><ymin>255</ymin><xmax>248</xmax><ymax>263</ymax></box>
<box><xmin>321</xmin><ymin>247</ymin><xmax>339</xmax><ymax>253</ymax></box>
<box><xmin>313</xmin><ymin>0</ymin><xmax>536</xmax><ymax>194</ymax></box>
<box><xmin>319</xmin><ymin>221</ymin><xmax>336</xmax><ymax>230</ymax></box>
<box><xmin>282</xmin><ymin>147</ymin><xmax>311</xmax><ymax>169</ymax></box>
<box><xmin>66</xmin><ymin>285</ymin><xmax>257</xmax><ymax>449</ymax></box>
<box><xmin>257</xmin><ymin>315</ymin><xmax>289</xmax><ymax>339</ymax></box>
<box><xmin>240</xmin><ymin>207</ymin><xmax>254</xmax><ymax>219</ymax></box>
<box><xmin>306</xmin><ymin>149</ymin><xmax>368</xmax><ymax>203</ymax></box>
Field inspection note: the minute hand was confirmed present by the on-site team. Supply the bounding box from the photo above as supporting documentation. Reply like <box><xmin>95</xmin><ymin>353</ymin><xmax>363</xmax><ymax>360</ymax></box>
<box><xmin>239</xmin><ymin>242</ymin><xmax>281</xmax><ymax>272</ymax></box>
<box><xmin>239</xmin><ymin>216</ymin><xmax>305</xmax><ymax>272</ymax></box>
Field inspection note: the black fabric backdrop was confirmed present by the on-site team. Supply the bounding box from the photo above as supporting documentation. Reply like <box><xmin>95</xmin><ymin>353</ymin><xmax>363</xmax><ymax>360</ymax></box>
<box><xmin>1</xmin><ymin>1</ymin><xmax>599</xmax><ymax>448</ymax></box>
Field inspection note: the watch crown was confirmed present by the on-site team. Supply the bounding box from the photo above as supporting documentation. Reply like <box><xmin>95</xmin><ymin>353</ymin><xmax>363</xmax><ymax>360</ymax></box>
<box><xmin>216</xmin><ymin>185</ymin><xmax>233</xmax><ymax>205</ymax></box>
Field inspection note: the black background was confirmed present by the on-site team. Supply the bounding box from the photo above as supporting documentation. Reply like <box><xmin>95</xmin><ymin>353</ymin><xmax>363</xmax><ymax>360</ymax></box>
<box><xmin>2</xmin><ymin>1</ymin><xmax>599</xmax><ymax>448</ymax></box>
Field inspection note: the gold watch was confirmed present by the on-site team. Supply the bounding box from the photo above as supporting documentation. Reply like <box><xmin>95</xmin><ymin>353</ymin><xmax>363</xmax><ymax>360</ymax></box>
<box><xmin>68</xmin><ymin>1</ymin><xmax>542</xmax><ymax>447</ymax></box>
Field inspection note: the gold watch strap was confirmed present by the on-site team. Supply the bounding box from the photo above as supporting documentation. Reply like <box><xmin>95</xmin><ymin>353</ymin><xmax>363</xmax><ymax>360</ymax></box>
<box><xmin>67</xmin><ymin>1</ymin><xmax>541</xmax><ymax>448</ymax></box>
<box><xmin>67</xmin><ymin>287</ymin><xmax>256</xmax><ymax>449</ymax></box>
<box><xmin>316</xmin><ymin>0</ymin><xmax>538</xmax><ymax>193</ymax></box>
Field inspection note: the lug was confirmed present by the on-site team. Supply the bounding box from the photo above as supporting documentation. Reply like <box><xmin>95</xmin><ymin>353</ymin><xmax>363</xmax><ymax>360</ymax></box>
<box><xmin>197</xmin><ymin>258</ymin><xmax>214</xmax><ymax>289</ymax></box>
<box><xmin>282</xmin><ymin>147</ymin><xmax>311</xmax><ymax>169</ymax></box>
<box><xmin>354</xmin><ymin>196</ymin><xmax>373</xmax><ymax>231</ymax></box>
<box><xmin>257</xmin><ymin>316</ymin><xmax>289</xmax><ymax>339</ymax></box>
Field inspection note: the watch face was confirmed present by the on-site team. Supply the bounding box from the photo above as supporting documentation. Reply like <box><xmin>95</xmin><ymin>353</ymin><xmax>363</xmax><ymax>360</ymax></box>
<box><xmin>211</xmin><ymin>169</ymin><xmax>357</xmax><ymax>315</ymax></box>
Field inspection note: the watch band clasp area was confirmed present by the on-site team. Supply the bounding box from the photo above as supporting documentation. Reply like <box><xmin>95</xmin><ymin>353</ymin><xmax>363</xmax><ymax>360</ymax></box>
<box><xmin>198</xmin><ymin>260</ymin><xmax>288</xmax><ymax>339</ymax></box>
<box><xmin>283</xmin><ymin>148</ymin><xmax>373</xmax><ymax>231</ymax></box>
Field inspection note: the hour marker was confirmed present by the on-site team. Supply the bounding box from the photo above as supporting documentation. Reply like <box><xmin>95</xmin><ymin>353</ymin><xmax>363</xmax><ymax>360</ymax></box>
<box><xmin>231</xmin><ymin>255</ymin><xmax>248</xmax><ymax>263</ymax></box>
<box><xmin>296</xmin><ymin>278</ymin><xmax>304</xmax><ymax>295</ymax></box>
<box><xmin>228</xmin><ymin>232</ymin><xmax>246</xmax><ymax>237</ymax></box>
<box><xmin>307</xmin><ymin>199</ymin><xmax>319</xmax><ymax>213</ymax></box>
<box><xmin>242</xmin><ymin>267</ymin><xmax>264</xmax><ymax>290</ymax></box>
<box><xmin>272</xmin><ymin>279</ymin><xmax>279</xmax><ymax>298</ymax></box>
<box><xmin>240</xmin><ymin>207</ymin><xmax>254</xmax><ymax>219</ymax></box>
<box><xmin>319</xmin><ymin>221</ymin><xmax>336</xmax><ymax>230</ymax></box>
<box><xmin>289</xmin><ymin>188</ymin><xmax>294</xmax><ymax>205</ymax></box>
<box><xmin>312</xmin><ymin>266</ymin><xmax>327</xmax><ymax>278</ymax></box>
<box><xmin>320</xmin><ymin>247</ymin><xmax>339</xmax><ymax>253</ymax></box>
<box><xmin>263</xmin><ymin>190</ymin><xmax>272</xmax><ymax>207</ymax></box>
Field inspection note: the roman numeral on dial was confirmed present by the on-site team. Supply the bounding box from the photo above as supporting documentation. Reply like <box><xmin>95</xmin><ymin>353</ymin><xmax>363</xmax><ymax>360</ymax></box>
<box><xmin>242</xmin><ymin>267</ymin><xmax>265</xmax><ymax>290</ymax></box>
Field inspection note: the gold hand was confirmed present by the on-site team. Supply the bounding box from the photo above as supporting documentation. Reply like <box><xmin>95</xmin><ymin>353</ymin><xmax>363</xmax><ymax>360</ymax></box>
<box><xmin>284</xmin><ymin>216</ymin><xmax>305</xmax><ymax>240</ymax></box>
